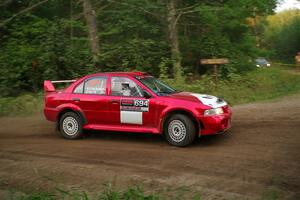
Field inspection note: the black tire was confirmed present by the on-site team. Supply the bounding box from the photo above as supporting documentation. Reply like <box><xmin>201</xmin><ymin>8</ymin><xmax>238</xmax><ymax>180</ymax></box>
<box><xmin>164</xmin><ymin>114</ymin><xmax>196</xmax><ymax>147</ymax></box>
<box><xmin>59</xmin><ymin>112</ymin><xmax>83</xmax><ymax>139</ymax></box>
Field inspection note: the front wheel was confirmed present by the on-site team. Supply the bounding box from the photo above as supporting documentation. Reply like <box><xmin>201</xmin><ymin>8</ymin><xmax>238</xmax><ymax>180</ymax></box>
<box><xmin>164</xmin><ymin>114</ymin><xmax>196</xmax><ymax>147</ymax></box>
<box><xmin>59</xmin><ymin>112</ymin><xmax>83</xmax><ymax>139</ymax></box>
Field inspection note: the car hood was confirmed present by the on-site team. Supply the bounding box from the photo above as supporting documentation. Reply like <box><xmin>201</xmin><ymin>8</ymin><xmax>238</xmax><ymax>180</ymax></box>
<box><xmin>168</xmin><ymin>92</ymin><xmax>228</xmax><ymax>108</ymax></box>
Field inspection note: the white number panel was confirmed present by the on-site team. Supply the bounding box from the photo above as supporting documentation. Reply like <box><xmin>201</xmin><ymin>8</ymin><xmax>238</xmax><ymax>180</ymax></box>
<box><xmin>120</xmin><ymin>99</ymin><xmax>149</xmax><ymax>124</ymax></box>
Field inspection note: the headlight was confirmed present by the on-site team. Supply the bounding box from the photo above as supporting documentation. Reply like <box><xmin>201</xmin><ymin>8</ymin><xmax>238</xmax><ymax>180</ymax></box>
<box><xmin>267</xmin><ymin>63</ymin><xmax>271</xmax><ymax>67</ymax></box>
<box><xmin>204</xmin><ymin>107</ymin><xmax>224</xmax><ymax>116</ymax></box>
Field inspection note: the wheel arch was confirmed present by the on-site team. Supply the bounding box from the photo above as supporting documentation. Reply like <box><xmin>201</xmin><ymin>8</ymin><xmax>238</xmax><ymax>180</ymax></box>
<box><xmin>160</xmin><ymin>109</ymin><xmax>203</xmax><ymax>136</ymax></box>
<box><xmin>56</xmin><ymin>108</ymin><xmax>87</xmax><ymax>130</ymax></box>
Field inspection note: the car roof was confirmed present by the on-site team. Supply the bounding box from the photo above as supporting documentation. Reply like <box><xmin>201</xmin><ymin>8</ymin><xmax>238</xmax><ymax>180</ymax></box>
<box><xmin>90</xmin><ymin>71</ymin><xmax>150</xmax><ymax>77</ymax></box>
<box><xmin>256</xmin><ymin>58</ymin><xmax>267</xmax><ymax>61</ymax></box>
<box><xmin>67</xmin><ymin>71</ymin><xmax>151</xmax><ymax>93</ymax></box>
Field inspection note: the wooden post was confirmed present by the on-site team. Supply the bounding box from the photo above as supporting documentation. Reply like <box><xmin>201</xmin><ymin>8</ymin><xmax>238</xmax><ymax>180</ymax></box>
<box><xmin>200</xmin><ymin>58</ymin><xmax>229</xmax><ymax>90</ymax></box>
<box><xmin>213</xmin><ymin>64</ymin><xmax>218</xmax><ymax>90</ymax></box>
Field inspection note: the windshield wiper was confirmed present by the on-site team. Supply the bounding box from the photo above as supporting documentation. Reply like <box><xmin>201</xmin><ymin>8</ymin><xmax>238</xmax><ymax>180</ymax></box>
<box><xmin>156</xmin><ymin>91</ymin><xmax>169</xmax><ymax>96</ymax></box>
<box><xmin>172</xmin><ymin>90</ymin><xmax>181</xmax><ymax>93</ymax></box>
<box><xmin>157</xmin><ymin>90</ymin><xmax>179</xmax><ymax>95</ymax></box>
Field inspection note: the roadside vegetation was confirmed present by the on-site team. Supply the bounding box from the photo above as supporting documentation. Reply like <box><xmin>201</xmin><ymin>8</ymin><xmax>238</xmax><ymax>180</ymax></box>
<box><xmin>7</xmin><ymin>186</ymin><xmax>163</xmax><ymax>200</ymax></box>
<box><xmin>6</xmin><ymin>184</ymin><xmax>280</xmax><ymax>200</ymax></box>
<box><xmin>1</xmin><ymin>66</ymin><xmax>300</xmax><ymax>117</ymax></box>
<box><xmin>168</xmin><ymin>66</ymin><xmax>300</xmax><ymax>105</ymax></box>
<box><xmin>6</xmin><ymin>184</ymin><xmax>205</xmax><ymax>200</ymax></box>
<box><xmin>263</xmin><ymin>9</ymin><xmax>300</xmax><ymax>63</ymax></box>
<box><xmin>0</xmin><ymin>93</ymin><xmax>43</xmax><ymax>117</ymax></box>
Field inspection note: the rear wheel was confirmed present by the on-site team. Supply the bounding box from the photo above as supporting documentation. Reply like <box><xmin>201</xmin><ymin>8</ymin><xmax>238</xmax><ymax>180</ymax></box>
<box><xmin>59</xmin><ymin>112</ymin><xmax>83</xmax><ymax>139</ymax></box>
<box><xmin>165</xmin><ymin>114</ymin><xmax>196</xmax><ymax>147</ymax></box>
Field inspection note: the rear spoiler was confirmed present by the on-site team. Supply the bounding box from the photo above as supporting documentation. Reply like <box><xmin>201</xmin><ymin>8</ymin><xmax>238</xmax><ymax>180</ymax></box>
<box><xmin>44</xmin><ymin>80</ymin><xmax>76</xmax><ymax>92</ymax></box>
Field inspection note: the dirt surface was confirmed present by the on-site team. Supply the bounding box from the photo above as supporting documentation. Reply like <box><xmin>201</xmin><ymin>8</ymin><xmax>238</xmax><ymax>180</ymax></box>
<box><xmin>0</xmin><ymin>94</ymin><xmax>300</xmax><ymax>199</ymax></box>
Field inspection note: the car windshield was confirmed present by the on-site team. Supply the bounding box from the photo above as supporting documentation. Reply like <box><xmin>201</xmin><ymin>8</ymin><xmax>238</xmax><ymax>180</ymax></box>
<box><xmin>256</xmin><ymin>58</ymin><xmax>268</xmax><ymax>65</ymax></box>
<box><xmin>136</xmin><ymin>76</ymin><xmax>177</xmax><ymax>96</ymax></box>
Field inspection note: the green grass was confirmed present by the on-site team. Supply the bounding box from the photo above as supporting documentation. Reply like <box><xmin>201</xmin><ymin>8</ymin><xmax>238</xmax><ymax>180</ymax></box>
<box><xmin>1</xmin><ymin>67</ymin><xmax>300</xmax><ymax>117</ymax></box>
<box><xmin>0</xmin><ymin>93</ymin><xmax>43</xmax><ymax>117</ymax></box>
<box><xmin>5</xmin><ymin>185</ymin><xmax>201</xmax><ymax>200</ymax></box>
<box><xmin>166</xmin><ymin>67</ymin><xmax>300</xmax><ymax>105</ymax></box>
<box><xmin>4</xmin><ymin>184</ymin><xmax>285</xmax><ymax>200</ymax></box>
<box><xmin>218</xmin><ymin>68</ymin><xmax>300</xmax><ymax>104</ymax></box>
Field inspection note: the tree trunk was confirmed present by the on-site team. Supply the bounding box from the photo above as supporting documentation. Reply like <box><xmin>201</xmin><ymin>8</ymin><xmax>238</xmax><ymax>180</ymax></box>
<box><xmin>166</xmin><ymin>0</ymin><xmax>182</xmax><ymax>81</ymax></box>
<box><xmin>82</xmin><ymin>0</ymin><xmax>100</xmax><ymax>65</ymax></box>
<box><xmin>252</xmin><ymin>7</ymin><xmax>260</xmax><ymax>48</ymax></box>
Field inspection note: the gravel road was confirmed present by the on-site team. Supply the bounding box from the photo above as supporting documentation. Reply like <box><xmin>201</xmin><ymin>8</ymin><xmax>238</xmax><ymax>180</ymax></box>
<box><xmin>0</xmin><ymin>94</ymin><xmax>300</xmax><ymax>199</ymax></box>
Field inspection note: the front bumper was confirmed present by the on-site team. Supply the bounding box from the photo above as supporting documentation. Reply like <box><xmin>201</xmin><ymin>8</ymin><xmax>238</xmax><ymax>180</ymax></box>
<box><xmin>199</xmin><ymin>109</ymin><xmax>231</xmax><ymax>136</ymax></box>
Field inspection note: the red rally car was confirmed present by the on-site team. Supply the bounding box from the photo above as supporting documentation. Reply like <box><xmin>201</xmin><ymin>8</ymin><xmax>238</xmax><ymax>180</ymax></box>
<box><xmin>44</xmin><ymin>72</ymin><xmax>231</xmax><ymax>147</ymax></box>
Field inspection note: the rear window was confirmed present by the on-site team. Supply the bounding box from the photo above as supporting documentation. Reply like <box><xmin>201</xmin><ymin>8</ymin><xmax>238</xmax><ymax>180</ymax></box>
<box><xmin>73</xmin><ymin>77</ymin><xmax>107</xmax><ymax>95</ymax></box>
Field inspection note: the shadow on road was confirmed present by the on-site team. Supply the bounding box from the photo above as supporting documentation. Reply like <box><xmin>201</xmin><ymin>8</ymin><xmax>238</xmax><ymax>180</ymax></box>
<box><xmin>82</xmin><ymin>129</ymin><xmax>232</xmax><ymax>147</ymax></box>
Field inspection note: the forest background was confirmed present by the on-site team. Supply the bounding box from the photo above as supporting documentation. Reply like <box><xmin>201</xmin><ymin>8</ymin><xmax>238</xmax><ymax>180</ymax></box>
<box><xmin>0</xmin><ymin>0</ymin><xmax>300</xmax><ymax>112</ymax></box>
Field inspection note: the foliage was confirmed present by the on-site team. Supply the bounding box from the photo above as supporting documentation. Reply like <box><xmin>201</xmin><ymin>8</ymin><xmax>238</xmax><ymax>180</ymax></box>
<box><xmin>97</xmin><ymin>0</ymin><xmax>170</xmax><ymax>74</ymax></box>
<box><xmin>1</xmin><ymin>67</ymin><xmax>300</xmax><ymax>117</ymax></box>
<box><xmin>2</xmin><ymin>180</ymin><xmax>285</xmax><ymax>200</ymax></box>
<box><xmin>6</xmin><ymin>186</ymin><xmax>175</xmax><ymax>200</ymax></box>
<box><xmin>0</xmin><ymin>92</ymin><xmax>43</xmax><ymax>117</ymax></box>
<box><xmin>263</xmin><ymin>9</ymin><xmax>300</xmax><ymax>63</ymax></box>
<box><xmin>0</xmin><ymin>0</ymin><xmax>279</xmax><ymax>97</ymax></box>
<box><xmin>164</xmin><ymin>67</ymin><xmax>300</xmax><ymax>105</ymax></box>
<box><xmin>0</xmin><ymin>14</ymin><xmax>94</xmax><ymax>96</ymax></box>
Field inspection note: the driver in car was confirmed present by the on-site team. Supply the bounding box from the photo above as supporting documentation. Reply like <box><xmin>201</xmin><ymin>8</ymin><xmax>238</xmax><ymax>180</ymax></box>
<box><xmin>121</xmin><ymin>83</ymin><xmax>131</xmax><ymax>96</ymax></box>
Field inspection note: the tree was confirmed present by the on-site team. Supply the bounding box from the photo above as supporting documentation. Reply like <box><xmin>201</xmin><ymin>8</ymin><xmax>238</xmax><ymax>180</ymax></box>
<box><xmin>0</xmin><ymin>0</ymin><xmax>50</xmax><ymax>28</ymax></box>
<box><xmin>166</xmin><ymin>0</ymin><xmax>182</xmax><ymax>81</ymax></box>
<box><xmin>263</xmin><ymin>9</ymin><xmax>300</xmax><ymax>62</ymax></box>
<box><xmin>82</xmin><ymin>0</ymin><xmax>100</xmax><ymax>65</ymax></box>
<box><xmin>0</xmin><ymin>0</ymin><xmax>279</xmax><ymax>96</ymax></box>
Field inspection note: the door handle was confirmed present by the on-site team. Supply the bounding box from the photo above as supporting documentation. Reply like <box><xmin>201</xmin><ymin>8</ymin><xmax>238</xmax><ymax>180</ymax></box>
<box><xmin>72</xmin><ymin>98</ymin><xmax>80</xmax><ymax>102</ymax></box>
<box><xmin>110</xmin><ymin>99</ymin><xmax>119</xmax><ymax>103</ymax></box>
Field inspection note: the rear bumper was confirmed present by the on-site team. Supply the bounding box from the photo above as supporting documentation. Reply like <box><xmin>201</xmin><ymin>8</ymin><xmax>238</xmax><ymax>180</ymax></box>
<box><xmin>199</xmin><ymin>113</ymin><xmax>231</xmax><ymax>136</ymax></box>
<box><xmin>44</xmin><ymin>107</ymin><xmax>58</xmax><ymax>122</ymax></box>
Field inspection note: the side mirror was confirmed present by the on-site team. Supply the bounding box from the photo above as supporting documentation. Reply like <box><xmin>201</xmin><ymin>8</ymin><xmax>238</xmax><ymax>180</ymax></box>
<box><xmin>142</xmin><ymin>90</ymin><xmax>152</xmax><ymax>99</ymax></box>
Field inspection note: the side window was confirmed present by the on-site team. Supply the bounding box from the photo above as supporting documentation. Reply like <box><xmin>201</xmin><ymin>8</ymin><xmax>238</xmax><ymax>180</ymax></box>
<box><xmin>73</xmin><ymin>77</ymin><xmax>107</xmax><ymax>95</ymax></box>
<box><xmin>111</xmin><ymin>77</ymin><xmax>142</xmax><ymax>97</ymax></box>
<box><xmin>74</xmin><ymin>82</ymin><xmax>84</xmax><ymax>94</ymax></box>
<box><xmin>84</xmin><ymin>77</ymin><xmax>107</xmax><ymax>94</ymax></box>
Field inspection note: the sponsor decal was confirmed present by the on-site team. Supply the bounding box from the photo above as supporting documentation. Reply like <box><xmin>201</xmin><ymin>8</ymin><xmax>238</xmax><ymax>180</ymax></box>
<box><xmin>121</xmin><ymin>99</ymin><xmax>134</xmax><ymax>106</ymax></box>
<box><xmin>191</xmin><ymin>93</ymin><xmax>227</xmax><ymax>108</ymax></box>
<box><xmin>120</xmin><ymin>99</ymin><xmax>149</xmax><ymax>125</ymax></box>
<box><xmin>120</xmin><ymin>99</ymin><xmax>149</xmax><ymax>112</ymax></box>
